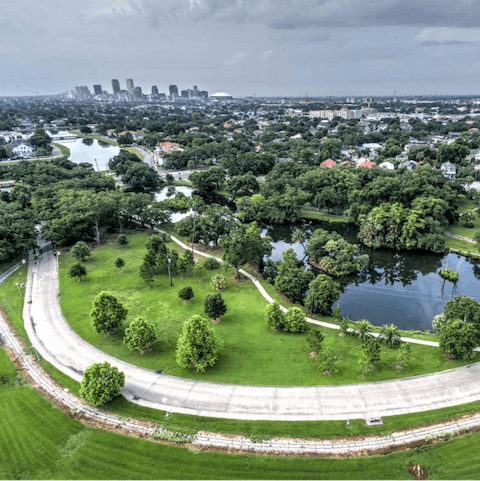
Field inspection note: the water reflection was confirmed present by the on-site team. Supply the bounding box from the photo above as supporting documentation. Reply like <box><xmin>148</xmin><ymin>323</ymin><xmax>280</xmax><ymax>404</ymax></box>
<box><xmin>262</xmin><ymin>220</ymin><xmax>480</xmax><ymax>330</ymax></box>
<box><xmin>58</xmin><ymin>138</ymin><xmax>120</xmax><ymax>171</ymax></box>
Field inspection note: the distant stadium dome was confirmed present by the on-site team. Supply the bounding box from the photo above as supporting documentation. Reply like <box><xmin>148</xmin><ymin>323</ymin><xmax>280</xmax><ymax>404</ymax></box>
<box><xmin>211</xmin><ymin>92</ymin><xmax>233</xmax><ymax>100</ymax></box>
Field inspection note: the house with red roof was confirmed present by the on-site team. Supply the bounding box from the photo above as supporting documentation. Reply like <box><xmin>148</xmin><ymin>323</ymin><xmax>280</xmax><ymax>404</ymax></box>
<box><xmin>320</xmin><ymin>158</ymin><xmax>336</xmax><ymax>168</ymax></box>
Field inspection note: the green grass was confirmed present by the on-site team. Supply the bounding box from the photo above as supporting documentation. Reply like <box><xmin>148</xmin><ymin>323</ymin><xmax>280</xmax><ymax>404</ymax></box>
<box><xmin>445</xmin><ymin>196</ymin><xmax>480</xmax><ymax>239</ymax></box>
<box><xmin>4</xmin><ymin>347</ymin><xmax>480</xmax><ymax>479</ymax></box>
<box><xmin>57</xmin><ymin>231</ymin><xmax>479</xmax><ymax>387</ymax></box>
<box><xmin>52</xmin><ymin>142</ymin><xmax>71</xmax><ymax>158</ymax></box>
<box><xmin>445</xmin><ymin>237</ymin><xmax>480</xmax><ymax>257</ymax></box>
<box><xmin>301</xmin><ymin>210</ymin><xmax>349</xmax><ymax>223</ymax></box>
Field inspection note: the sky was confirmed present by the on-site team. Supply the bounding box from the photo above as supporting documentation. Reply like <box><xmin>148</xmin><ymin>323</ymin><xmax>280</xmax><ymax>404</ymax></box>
<box><xmin>2</xmin><ymin>0</ymin><xmax>480</xmax><ymax>97</ymax></box>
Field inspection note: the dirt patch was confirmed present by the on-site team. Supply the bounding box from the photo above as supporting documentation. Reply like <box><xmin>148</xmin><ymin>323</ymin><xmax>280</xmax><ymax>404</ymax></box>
<box><xmin>309</xmin><ymin>352</ymin><xmax>318</xmax><ymax>358</ymax></box>
<box><xmin>407</xmin><ymin>464</ymin><xmax>428</xmax><ymax>480</ymax></box>
<box><xmin>211</xmin><ymin>318</ymin><xmax>220</xmax><ymax>324</ymax></box>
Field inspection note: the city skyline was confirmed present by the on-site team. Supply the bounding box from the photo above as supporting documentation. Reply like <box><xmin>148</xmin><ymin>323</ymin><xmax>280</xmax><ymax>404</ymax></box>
<box><xmin>2</xmin><ymin>1</ymin><xmax>480</xmax><ymax>97</ymax></box>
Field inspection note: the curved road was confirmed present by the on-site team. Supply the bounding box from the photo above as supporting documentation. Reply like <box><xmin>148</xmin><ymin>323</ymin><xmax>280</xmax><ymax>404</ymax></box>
<box><xmin>24</xmin><ymin>237</ymin><xmax>480</xmax><ymax>422</ymax></box>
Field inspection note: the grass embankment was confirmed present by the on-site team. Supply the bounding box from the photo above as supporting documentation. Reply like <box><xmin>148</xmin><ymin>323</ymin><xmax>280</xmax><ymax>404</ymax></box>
<box><xmin>4</xmin><ymin>348</ymin><xmax>480</xmax><ymax>479</ymax></box>
<box><xmin>58</xmin><ymin>231</ymin><xmax>478</xmax><ymax>387</ymax></box>
<box><xmin>2</xmin><ymin>246</ymin><xmax>480</xmax><ymax>445</ymax></box>
<box><xmin>51</xmin><ymin>142</ymin><xmax>71</xmax><ymax>158</ymax></box>
<box><xmin>445</xmin><ymin>197</ymin><xmax>480</xmax><ymax>240</ymax></box>
<box><xmin>301</xmin><ymin>210</ymin><xmax>349</xmax><ymax>223</ymax></box>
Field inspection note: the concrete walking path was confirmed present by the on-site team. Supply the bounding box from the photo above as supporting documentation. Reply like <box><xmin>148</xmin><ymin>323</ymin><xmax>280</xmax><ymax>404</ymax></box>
<box><xmin>18</xmin><ymin>235</ymin><xmax>480</xmax><ymax>421</ymax></box>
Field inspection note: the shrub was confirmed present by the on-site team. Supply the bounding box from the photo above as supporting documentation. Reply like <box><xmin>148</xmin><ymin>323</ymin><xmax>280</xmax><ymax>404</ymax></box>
<box><xmin>439</xmin><ymin>269</ymin><xmax>458</xmax><ymax>282</ymax></box>
<box><xmin>204</xmin><ymin>293</ymin><xmax>227</xmax><ymax>321</ymax></box>
<box><xmin>178</xmin><ymin>286</ymin><xmax>194</xmax><ymax>301</ymax></box>
<box><xmin>80</xmin><ymin>362</ymin><xmax>125</xmax><ymax>406</ymax></box>
<box><xmin>265</xmin><ymin>301</ymin><xmax>286</xmax><ymax>330</ymax></box>
<box><xmin>307</xmin><ymin>328</ymin><xmax>324</xmax><ymax>353</ymax></box>
<box><xmin>90</xmin><ymin>291</ymin><xmax>128</xmax><ymax>334</ymax></box>
<box><xmin>378</xmin><ymin>323</ymin><xmax>402</xmax><ymax>349</ymax></box>
<box><xmin>116</xmin><ymin>234</ymin><xmax>129</xmax><ymax>247</ymax></box>
<box><xmin>115</xmin><ymin>257</ymin><xmax>125</xmax><ymax>269</ymax></box>
<box><xmin>204</xmin><ymin>257</ymin><xmax>220</xmax><ymax>270</ymax></box>
<box><xmin>432</xmin><ymin>314</ymin><xmax>448</xmax><ymax>333</ymax></box>
<box><xmin>317</xmin><ymin>348</ymin><xmax>338</xmax><ymax>375</ymax></box>
<box><xmin>68</xmin><ymin>262</ymin><xmax>87</xmax><ymax>281</ymax></box>
<box><xmin>439</xmin><ymin>319</ymin><xmax>477</xmax><ymax>359</ymax></box>
<box><xmin>123</xmin><ymin>316</ymin><xmax>157</xmax><ymax>352</ymax></box>
<box><xmin>71</xmin><ymin>241</ymin><xmax>90</xmax><ymax>262</ymax></box>
<box><xmin>284</xmin><ymin>307</ymin><xmax>307</xmax><ymax>333</ymax></box>
<box><xmin>210</xmin><ymin>274</ymin><xmax>226</xmax><ymax>291</ymax></box>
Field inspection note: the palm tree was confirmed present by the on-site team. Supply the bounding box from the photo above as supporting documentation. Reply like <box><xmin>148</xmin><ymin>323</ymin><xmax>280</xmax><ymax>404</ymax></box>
<box><xmin>292</xmin><ymin>228</ymin><xmax>309</xmax><ymax>263</ymax></box>
<box><xmin>378</xmin><ymin>323</ymin><xmax>402</xmax><ymax>349</ymax></box>
<box><xmin>355</xmin><ymin>319</ymin><xmax>373</xmax><ymax>340</ymax></box>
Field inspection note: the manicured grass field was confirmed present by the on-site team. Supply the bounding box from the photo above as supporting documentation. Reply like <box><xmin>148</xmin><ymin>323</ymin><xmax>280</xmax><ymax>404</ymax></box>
<box><xmin>52</xmin><ymin>142</ymin><xmax>71</xmax><ymax>158</ymax></box>
<box><xmin>301</xmin><ymin>210</ymin><xmax>349</xmax><ymax>223</ymax></box>
<box><xmin>3</xmin><ymin>348</ymin><xmax>480</xmax><ymax>480</ymax></box>
<box><xmin>445</xmin><ymin>197</ymin><xmax>480</xmax><ymax>239</ymax></box>
<box><xmin>58</xmin><ymin>231</ymin><xmax>479</xmax><ymax>387</ymax></box>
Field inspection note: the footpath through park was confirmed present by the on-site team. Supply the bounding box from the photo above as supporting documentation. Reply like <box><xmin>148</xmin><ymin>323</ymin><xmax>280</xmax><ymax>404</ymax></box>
<box><xmin>15</xmin><ymin>233</ymin><xmax>480</xmax><ymax>423</ymax></box>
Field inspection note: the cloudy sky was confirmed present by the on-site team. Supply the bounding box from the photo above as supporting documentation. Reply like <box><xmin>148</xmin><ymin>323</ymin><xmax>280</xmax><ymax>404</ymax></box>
<box><xmin>2</xmin><ymin>0</ymin><xmax>480</xmax><ymax>97</ymax></box>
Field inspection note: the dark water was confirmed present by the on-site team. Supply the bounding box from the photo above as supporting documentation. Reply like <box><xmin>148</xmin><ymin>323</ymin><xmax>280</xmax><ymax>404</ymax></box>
<box><xmin>262</xmin><ymin>220</ymin><xmax>480</xmax><ymax>331</ymax></box>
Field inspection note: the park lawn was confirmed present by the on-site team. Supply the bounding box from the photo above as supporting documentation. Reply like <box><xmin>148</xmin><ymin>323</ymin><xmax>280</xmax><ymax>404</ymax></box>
<box><xmin>58</xmin><ymin>231</ymin><xmax>479</xmax><ymax>387</ymax></box>
<box><xmin>52</xmin><ymin>142</ymin><xmax>71</xmax><ymax>158</ymax></box>
<box><xmin>301</xmin><ymin>210</ymin><xmax>349</xmax><ymax>223</ymax></box>
<box><xmin>4</xmin><ymin>348</ymin><xmax>480</xmax><ymax>480</ymax></box>
<box><xmin>445</xmin><ymin>196</ymin><xmax>480</xmax><ymax>239</ymax></box>
<box><xmin>445</xmin><ymin>237</ymin><xmax>480</xmax><ymax>257</ymax></box>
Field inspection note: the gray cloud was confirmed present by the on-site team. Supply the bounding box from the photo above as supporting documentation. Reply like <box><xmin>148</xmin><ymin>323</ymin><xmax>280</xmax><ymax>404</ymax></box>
<box><xmin>130</xmin><ymin>0</ymin><xmax>480</xmax><ymax>30</ymax></box>
<box><xmin>419</xmin><ymin>39</ymin><xmax>472</xmax><ymax>46</ymax></box>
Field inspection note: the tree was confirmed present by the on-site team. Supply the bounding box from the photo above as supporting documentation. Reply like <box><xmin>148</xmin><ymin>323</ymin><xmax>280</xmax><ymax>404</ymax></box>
<box><xmin>362</xmin><ymin>336</ymin><xmax>381</xmax><ymax>367</ymax></box>
<box><xmin>274</xmin><ymin>249</ymin><xmax>315</xmax><ymax>304</ymax></box>
<box><xmin>475</xmin><ymin>231</ymin><xmax>480</xmax><ymax>252</ymax></box>
<box><xmin>29</xmin><ymin>127</ymin><xmax>52</xmax><ymax>153</ymax></box>
<box><xmin>304</xmin><ymin>274</ymin><xmax>341</xmax><ymax>316</ymax></box>
<box><xmin>71</xmin><ymin>241</ymin><xmax>90</xmax><ymax>262</ymax></box>
<box><xmin>432</xmin><ymin>314</ymin><xmax>448</xmax><ymax>333</ymax></box>
<box><xmin>460</xmin><ymin>210</ymin><xmax>476</xmax><ymax>228</ymax></box>
<box><xmin>123</xmin><ymin>317</ymin><xmax>157</xmax><ymax>352</ymax></box>
<box><xmin>145</xmin><ymin>233</ymin><xmax>168</xmax><ymax>253</ymax></box>
<box><xmin>204</xmin><ymin>293</ymin><xmax>227</xmax><ymax>321</ymax></box>
<box><xmin>115</xmin><ymin>257</ymin><xmax>125</xmax><ymax>270</ymax></box>
<box><xmin>396</xmin><ymin>343</ymin><xmax>412</xmax><ymax>370</ymax></box>
<box><xmin>210</xmin><ymin>274</ymin><xmax>226</xmax><ymax>291</ymax></box>
<box><xmin>378</xmin><ymin>323</ymin><xmax>402</xmax><ymax>349</ymax></box>
<box><xmin>139</xmin><ymin>260</ymin><xmax>155</xmax><ymax>287</ymax></box>
<box><xmin>354</xmin><ymin>319</ymin><xmax>373</xmax><ymax>340</ymax></box>
<box><xmin>439</xmin><ymin>319</ymin><xmax>477</xmax><ymax>359</ymax></box>
<box><xmin>68</xmin><ymin>262</ymin><xmax>87</xmax><ymax>281</ymax></box>
<box><xmin>265</xmin><ymin>301</ymin><xmax>286</xmax><ymax>331</ymax></box>
<box><xmin>80</xmin><ymin>362</ymin><xmax>125</xmax><ymax>406</ymax></box>
<box><xmin>116</xmin><ymin>234</ymin><xmax>128</xmax><ymax>247</ymax></box>
<box><xmin>307</xmin><ymin>328</ymin><xmax>324</xmax><ymax>353</ymax></box>
<box><xmin>178</xmin><ymin>286</ymin><xmax>194</xmax><ymax>302</ymax></box>
<box><xmin>284</xmin><ymin>307</ymin><xmax>307</xmax><ymax>333</ymax></box>
<box><xmin>443</xmin><ymin>295</ymin><xmax>480</xmax><ymax>335</ymax></box>
<box><xmin>90</xmin><ymin>291</ymin><xmax>128</xmax><ymax>334</ymax></box>
<box><xmin>176</xmin><ymin>315</ymin><xmax>221</xmax><ymax>372</ymax></box>
<box><xmin>317</xmin><ymin>348</ymin><xmax>338</xmax><ymax>375</ymax></box>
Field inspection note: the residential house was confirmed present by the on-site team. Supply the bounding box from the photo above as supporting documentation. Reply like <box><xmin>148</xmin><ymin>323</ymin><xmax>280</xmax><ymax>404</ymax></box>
<box><xmin>9</xmin><ymin>140</ymin><xmax>35</xmax><ymax>158</ymax></box>
<box><xmin>378</xmin><ymin>161</ymin><xmax>395</xmax><ymax>171</ymax></box>
<box><xmin>440</xmin><ymin>162</ymin><xmax>456</xmax><ymax>179</ymax></box>
<box><xmin>398</xmin><ymin>160</ymin><xmax>417</xmax><ymax>171</ymax></box>
<box><xmin>357</xmin><ymin>161</ymin><xmax>376</xmax><ymax>169</ymax></box>
<box><xmin>320</xmin><ymin>158</ymin><xmax>336</xmax><ymax>168</ymax></box>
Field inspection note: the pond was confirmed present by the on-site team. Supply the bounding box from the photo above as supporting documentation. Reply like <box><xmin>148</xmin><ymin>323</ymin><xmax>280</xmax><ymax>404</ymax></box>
<box><xmin>155</xmin><ymin>186</ymin><xmax>193</xmax><ymax>223</ymax></box>
<box><xmin>58</xmin><ymin>138</ymin><xmax>120</xmax><ymax>171</ymax></box>
<box><xmin>263</xmin><ymin>220</ymin><xmax>480</xmax><ymax>331</ymax></box>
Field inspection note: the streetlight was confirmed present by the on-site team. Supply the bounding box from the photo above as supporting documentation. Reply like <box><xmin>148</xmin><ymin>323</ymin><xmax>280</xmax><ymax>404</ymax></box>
<box><xmin>167</xmin><ymin>256</ymin><xmax>173</xmax><ymax>286</ymax></box>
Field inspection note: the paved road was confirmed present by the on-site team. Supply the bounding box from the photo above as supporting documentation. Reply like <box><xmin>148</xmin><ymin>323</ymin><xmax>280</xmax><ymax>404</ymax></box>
<box><xmin>22</xmin><ymin>234</ymin><xmax>480</xmax><ymax>421</ymax></box>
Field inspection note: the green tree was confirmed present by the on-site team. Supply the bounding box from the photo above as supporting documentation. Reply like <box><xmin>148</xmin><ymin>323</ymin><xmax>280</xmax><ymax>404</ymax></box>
<box><xmin>204</xmin><ymin>293</ymin><xmax>227</xmax><ymax>321</ymax></box>
<box><xmin>115</xmin><ymin>257</ymin><xmax>125</xmax><ymax>270</ymax></box>
<box><xmin>178</xmin><ymin>286</ymin><xmax>194</xmax><ymax>302</ymax></box>
<box><xmin>90</xmin><ymin>291</ymin><xmax>128</xmax><ymax>334</ymax></box>
<box><xmin>176</xmin><ymin>315</ymin><xmax>221</xmax><ymax>372</ymax></box>
<box><xmin>139</xmin><ymin>260</ymin><xmax>155</xmax><ymax>287</ymax></box>
<box><xmin>307</xmin><ymin>328</ymin><xmax>324</xmax><ymax>353</ymax></box>
<box><xmin>123</xmin><ymin>316</ymin><xmax>157</xmax><ymax>352</ymax></box>
<box><xmin>432</xmin><ymin>314</ymin><xmax>448</xmax><ymax>334</ymax></box>
<box><xmin>68</xmin><ymin>262</ymin><xmax>87</xmax><ymax>281</ymax></box>
<box><xmin>396</xmin><ymin>343</ymin><xmax>412</xmax><ymax>370</ymax></box>
<box><xmin>210</xmin><ymin>274</ymin><xmax>226</xmax><ymax>291</ymax></box>
<box><xmin>79</xmin><ymin>361</ymin><xmax>125</xmax><ymax>406</ymax></box>
<box><xmin>70</xmin><ymin>241</ymin><xmax>91</xmax><ymax>262</ymax></box>
<box><xmin>459</xmin><ymin>210</ymin><xmax>476</xmax><ymax>228</ymax></box>
<box><xmin>221</xmin><ymin>222</ymin><xmax>272</xmax><ymax>279</ymax></box>
<box><xmin>317</xmin><ymin>348</ymin><xmax>338</xmax><ymax>375</ymax></box>
<box><xmin>439</xmin><ymin>319</ymin><xmax>477</xmax><ymax>359</ymax></box>
<box><xmin>443</xmin><ymin>295</ymin><xmax>480</xmax><ymax>335</ymax></box>
<box><xmin>265</xmin><ymin>301</ymin><xmax>286</xmax><ymax>330</ymax></box>
<box><xmin>378</xmin><ymin>323</ymin><xmax>402</xmax><ymax>349</ymax></box>
<box><xmin>304</xmin><ymin>274</ymin><xmax>341</xmax><ymax>316</ymax></box>
<box><xmin>274</xmin><ymin>249</ymin><xmax>315</xmax><ymax>304</ymax></box>
<box><xmin>29</xmin><ymin>127</ymin><xmax>52</xmax><ymax>153</ymax></box>
<box><xmin>475</xmin><ymin>231</ymin><xmax>480</xmax><ymax>252</ymax></box>
<box><xmin>284</xmin><ymin>307</ymin><xmax>307</xmax><ymax>333</ymax></box>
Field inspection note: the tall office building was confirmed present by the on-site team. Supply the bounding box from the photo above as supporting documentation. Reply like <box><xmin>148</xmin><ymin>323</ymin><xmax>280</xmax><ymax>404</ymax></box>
<box><xmin>169</xmin><ymin>85</ymin><xmax>179</xmax><ymax>97</ymax></box>
<box><xmin>93</xmin><ymin>84</ymin><xmax>102</xmax><ymax>95</ymax></box>
<box><xmin>112</xmin><ymin>79</ymin><xmax>120</xmax><ymax>94</ymax></box>
<box><xmin>126</xmin><ymin>79</ymin><xmax>134</xmax><ymax>93</ymax></box>
<box><xmin>151</xmin><ymin>85</ymin><xmax>159</xmax><ymax>95</ymax></box>
<box><xmin>133</xmin><ymin>86</ymin><xmax>143</xmax><ymax>99</ymax></box>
